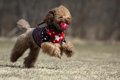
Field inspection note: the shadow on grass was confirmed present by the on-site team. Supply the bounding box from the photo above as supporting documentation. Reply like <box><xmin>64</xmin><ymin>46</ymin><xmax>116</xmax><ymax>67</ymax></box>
<box><xmin>0</xmin><ymin>64</ymin><xmax>23</xmax><ymax>68</ymax></box>
<box><xmin>38</xmin><ymin>66</ymin><xmax>60</xmax><ymax>70</ymax></box>
<box><xmin>0</xmin><ymin>64</ymin><xmax>60</xmax><ymax>70</ymax></box>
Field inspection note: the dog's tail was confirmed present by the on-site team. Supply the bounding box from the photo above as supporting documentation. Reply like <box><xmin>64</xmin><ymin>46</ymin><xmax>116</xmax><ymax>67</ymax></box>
<box><xmin>17</xmin><ymin>19</ymin><xmax>30</xmax><ymax>31</ymax></box>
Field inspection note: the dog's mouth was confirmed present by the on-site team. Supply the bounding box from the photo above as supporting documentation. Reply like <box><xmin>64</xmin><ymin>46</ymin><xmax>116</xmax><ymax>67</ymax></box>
<box><xmin>59</xmin><ymin>22</ymin><xmax>69</xmax><ymax>31</ymax></box>
<box><xmin>49</xmin><ymin>22</ymin><xmax>69</xmax><ymax>32</ymax></box>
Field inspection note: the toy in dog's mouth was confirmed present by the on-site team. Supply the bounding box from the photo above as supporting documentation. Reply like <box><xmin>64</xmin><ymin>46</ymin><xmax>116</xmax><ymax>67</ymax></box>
<box><xmin>59</xmin><ymin>22</ymin><xmax>69</xmax><ymax>31</ymax></box>
<box><xmin>46</xmin><ymin>21</ymin><xmax>69</xmax><ymax>32</ymax></box>
<box><xmin>51</xmin><ymin>22</ymin><xmax>69</xmax><ymax>32</ymax></box>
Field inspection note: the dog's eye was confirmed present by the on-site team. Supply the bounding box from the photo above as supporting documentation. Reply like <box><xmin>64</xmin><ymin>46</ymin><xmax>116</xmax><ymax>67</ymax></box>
<box><xmin>59</xmin><ymin>16</ymin><xmax>63</xmax><ymax>18</ymax></box>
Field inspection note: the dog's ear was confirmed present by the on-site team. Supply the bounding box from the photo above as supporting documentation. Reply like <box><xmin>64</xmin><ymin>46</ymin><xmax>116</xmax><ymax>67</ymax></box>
<box><xmin>44</xmin><ymin>10</ymin><xmax>56</xmax><ymax>23</ymax></box>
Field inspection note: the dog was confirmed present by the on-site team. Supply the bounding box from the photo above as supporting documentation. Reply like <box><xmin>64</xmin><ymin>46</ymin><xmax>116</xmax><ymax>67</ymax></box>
<box><xmin>10</xmin><ymin>5</ymin><xmax>74</xmax><ymax>68</ymax></box>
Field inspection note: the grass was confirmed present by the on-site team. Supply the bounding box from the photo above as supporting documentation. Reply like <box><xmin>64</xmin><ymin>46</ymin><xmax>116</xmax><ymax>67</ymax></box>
<box><xmin>0</xmin><ymin>39</ymin><xmax>120</xmax><ymax>80</ymax></box>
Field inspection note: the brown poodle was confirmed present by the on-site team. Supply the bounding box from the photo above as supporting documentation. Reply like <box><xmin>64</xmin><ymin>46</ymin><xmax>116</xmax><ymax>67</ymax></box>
<box><xmin>10</xmin><ymin>5</ymin><xmax>74</xmax><ymax>68</ymax></box>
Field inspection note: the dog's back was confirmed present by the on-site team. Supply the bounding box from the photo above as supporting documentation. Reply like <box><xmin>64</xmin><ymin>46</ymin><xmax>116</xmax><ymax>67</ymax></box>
<box><xmin>32</xmin><ymin>27</ymin><xmax>51</xmax><ymax>47</ymax></box>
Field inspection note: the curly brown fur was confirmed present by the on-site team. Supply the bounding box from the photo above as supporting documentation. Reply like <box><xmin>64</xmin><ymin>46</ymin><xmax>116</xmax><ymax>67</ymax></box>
<box><xmin>44</xmin><ymin>5</ymin><xmax>72</xmax><ymax>25</ymax></box>
<box><xmin>10</xmin><ymin>28</ymin><xmax>39</xmax><ymax>68</ymax></box>
<box><xmin>41</xmin><ymin>42</ymin><xmax>61</xmax><ymax>59</ymax></box>
<box><xmin>17</xmin><ymin>19</ymin><xmax>30</xmax><ymax>31</ymax></box>
<box><xmin>61</xmin><ymin>42</ymin><xmax>74</xmax><ymax>57</ymax></box>
<box><xmin>10</xmin><ymin>5</ymin><xmax>74</xmax><ymax>68</ymax></box>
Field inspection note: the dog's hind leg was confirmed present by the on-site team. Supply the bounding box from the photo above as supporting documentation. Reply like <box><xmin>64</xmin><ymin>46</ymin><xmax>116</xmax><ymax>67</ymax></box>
<box><xmin>10</xmin><ymin>36</ymin><xmax>28</xmax><ymax>62</ymax></box>
<box><xmin>24</xmin><ymin>47</ymin><xmax>40</xmax><ymax>68</ymax></box>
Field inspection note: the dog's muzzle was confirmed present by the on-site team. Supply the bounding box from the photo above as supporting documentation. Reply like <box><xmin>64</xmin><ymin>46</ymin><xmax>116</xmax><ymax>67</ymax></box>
<box><xmin>49</xmin><ymin>22</ymin><xmax>69</xmax><ymax>32</ymax></box>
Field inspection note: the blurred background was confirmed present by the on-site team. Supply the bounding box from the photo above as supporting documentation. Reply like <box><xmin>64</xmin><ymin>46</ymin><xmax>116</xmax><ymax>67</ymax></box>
<box><xmin>0</xmin><ymin>1</ymin><xmax>120</xmax><ymax>79</ymax></box>
<box><xmin>0</xmin><ymin>0</ymin><xmax>120</xmax><ymax>42</ymax></box>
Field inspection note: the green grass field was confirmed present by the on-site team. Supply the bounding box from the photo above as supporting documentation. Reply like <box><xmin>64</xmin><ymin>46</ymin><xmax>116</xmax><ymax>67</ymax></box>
<box><xmin>0</xmin><ymin>39</ymin><xmax>120</xmax><ymax>80</ymax></box>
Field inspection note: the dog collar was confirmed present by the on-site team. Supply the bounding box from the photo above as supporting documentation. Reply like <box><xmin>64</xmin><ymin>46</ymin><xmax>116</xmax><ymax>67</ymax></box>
<box><xmin>48</xmin><ymin>23</ymin><xmax>62</xmax><ymax>32</ymax></box>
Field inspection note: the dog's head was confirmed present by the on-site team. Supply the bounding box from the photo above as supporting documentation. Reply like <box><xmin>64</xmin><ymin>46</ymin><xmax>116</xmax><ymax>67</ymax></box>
<box><xmin>44</xmin><ymin>5</ymin><xmax>72</xmax><ymax>32</ymax></box>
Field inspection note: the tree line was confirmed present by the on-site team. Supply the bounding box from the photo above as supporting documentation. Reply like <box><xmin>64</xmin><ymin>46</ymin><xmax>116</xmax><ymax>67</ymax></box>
<box><xmin>0</xmin><ymin>0</ymin><xmax>120</xmax><ymax>41</ymax></box>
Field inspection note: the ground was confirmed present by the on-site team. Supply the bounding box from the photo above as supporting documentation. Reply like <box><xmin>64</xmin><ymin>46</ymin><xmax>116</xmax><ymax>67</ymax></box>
<box><xmin>0</xmin><ymin>38</ymin><xmax>120</xmax><ymax>80</ymax></box>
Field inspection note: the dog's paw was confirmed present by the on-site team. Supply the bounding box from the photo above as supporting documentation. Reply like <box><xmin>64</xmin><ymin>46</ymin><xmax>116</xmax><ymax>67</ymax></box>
<box><xmin>41</xmin><ymin>42</ymin><xmax>61</xmax><ymax>59</ymax></box>
<box><xmin>61</xmin><ymin>42</ymin><xmax>74</xmax><ymax>57</ymax></box>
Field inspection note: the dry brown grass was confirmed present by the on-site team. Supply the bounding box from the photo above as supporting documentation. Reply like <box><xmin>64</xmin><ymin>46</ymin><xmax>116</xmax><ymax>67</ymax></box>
<box><xmin>0</xmin><ymin>38</ymin><xmax>120</xmax><ymax>80</ymax></box>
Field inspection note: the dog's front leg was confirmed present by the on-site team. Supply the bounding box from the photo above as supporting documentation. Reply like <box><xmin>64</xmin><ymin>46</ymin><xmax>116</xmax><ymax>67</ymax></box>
<box><xmin>41</xmin><ymin>42</ymin><xmax>61</xmax><ymax>59</ymax></box>
<box><xmin>61</xmin><ymin>39</ymin><xmax>74</xmax><ymax>57</ymax></box>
